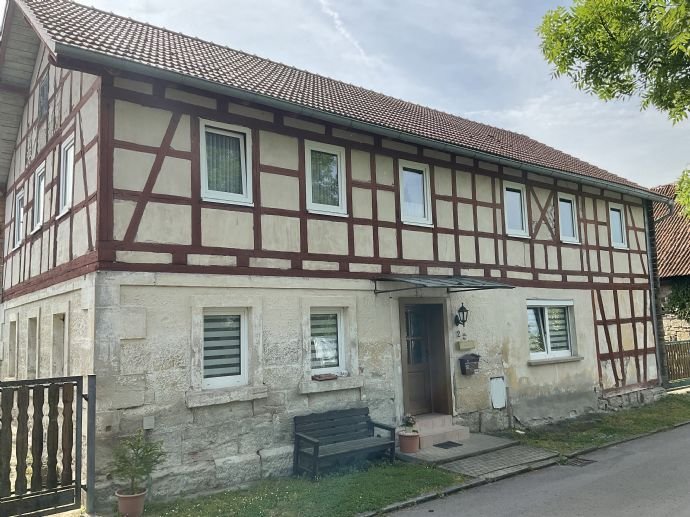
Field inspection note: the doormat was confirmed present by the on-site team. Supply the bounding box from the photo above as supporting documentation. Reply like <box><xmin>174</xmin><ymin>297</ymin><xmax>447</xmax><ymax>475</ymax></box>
<box><xmin>563</xmin><ymin>457</ymin><xmax>596</xmax><ymax>467</ymax></box>
<box><xmin>435</xmin><ymin>441</ymin><xmax>462</xmax><ymax>449</ymax></box>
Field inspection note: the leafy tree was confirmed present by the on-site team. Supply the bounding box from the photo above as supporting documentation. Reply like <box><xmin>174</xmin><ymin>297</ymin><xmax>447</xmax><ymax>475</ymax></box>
<box><xmin>538</xmin><ymin>0</ymin><xmax>690</xmax><ymax>210</ymax></box>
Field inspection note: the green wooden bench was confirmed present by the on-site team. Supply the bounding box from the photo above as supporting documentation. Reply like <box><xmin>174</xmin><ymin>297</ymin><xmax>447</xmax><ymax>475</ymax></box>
<box><xmin>293</xmin><ymin>407</ymin><xmax>396</xmax><ymax>478</ymax></box>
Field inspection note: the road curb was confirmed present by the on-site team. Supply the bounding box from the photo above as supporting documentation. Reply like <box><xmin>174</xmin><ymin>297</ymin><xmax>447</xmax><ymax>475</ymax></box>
<box><xmin>564</xmin><ymin>418</ymin><xmax>690</xmax><ymax>458</ymax></box>
<box><xmin>358</xmin><ymin>457</ymin><xmax>559</xmax><ymax>516</ymax></box>
<box><xmin>360</xmin><ymin>419</ymin><xmax>690</xmax><ymax>516</ymax></box>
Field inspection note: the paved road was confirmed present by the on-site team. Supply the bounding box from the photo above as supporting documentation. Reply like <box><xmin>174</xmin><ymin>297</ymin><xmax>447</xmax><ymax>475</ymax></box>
<box><xmin>395</xmin><ymin>424</ymin><xmax>690</xmax><ymax>517</ymax></box>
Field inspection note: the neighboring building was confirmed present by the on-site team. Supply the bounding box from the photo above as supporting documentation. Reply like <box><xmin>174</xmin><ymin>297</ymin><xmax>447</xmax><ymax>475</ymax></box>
<box><xmin>653</xmin><ymin>183</ymin><xmax>690</xmax><ymax>341</ymax></box>
<box><xmin>0</xmin><ymin>0</ymin><xmax>671</xmax><ymax>505</ymax></box>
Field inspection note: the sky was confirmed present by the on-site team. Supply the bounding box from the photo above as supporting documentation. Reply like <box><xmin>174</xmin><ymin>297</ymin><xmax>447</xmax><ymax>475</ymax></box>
<box><xmin>1</xmin><ymin>0</ymin><xmax>688</xmax><ymax>188</ymax></box>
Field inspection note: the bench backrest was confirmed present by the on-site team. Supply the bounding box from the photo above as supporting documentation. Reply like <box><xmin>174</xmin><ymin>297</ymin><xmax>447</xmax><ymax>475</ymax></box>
<box><xmin>294</xmin><ymin>407</ymin><xmax>372</xmax><ymax>445</ymax></box>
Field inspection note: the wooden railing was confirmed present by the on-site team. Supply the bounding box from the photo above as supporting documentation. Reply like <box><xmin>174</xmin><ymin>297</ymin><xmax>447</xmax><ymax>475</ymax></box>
<box><xmin>665</xmin><ymin>340</ymin><xmax>690</xmax><ymax>383</ymax></box>
<box><xmin>0</xmin><ymin>375</ymin><xmax>95</xmax><ymax>517</ymax></box>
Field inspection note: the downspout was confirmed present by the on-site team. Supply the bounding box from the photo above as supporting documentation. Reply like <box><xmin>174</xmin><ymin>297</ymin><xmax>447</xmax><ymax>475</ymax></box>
<box><xmin>644</xmin><ymin>200</ymin><xmax>670</xmax><ymax>387</ymax></box>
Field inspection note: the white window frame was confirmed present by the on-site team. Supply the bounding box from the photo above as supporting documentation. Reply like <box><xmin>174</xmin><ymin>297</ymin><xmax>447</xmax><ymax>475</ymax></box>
<box><xmin>32</xmin><ymin>163</ymin><xmax>46</xmax><ymax>232</ymax></box>
<box><xmin>14</xmin><ymin>188</ymin><xmax>25</xmax><ymax>248</ymax></box>
<box><xmin>503</xmin><ymin>181</ymin><xmax>529</xmax><ymax>238</ymax></box>
<box><xmin>609</xmin><ymin>203</ymin><xmax>627</xmax><ymax>249</ymax></box>
<box><xmin>309</xmin><ymin>307</ymin><xmax>346</xmax><ymax>375</ymax></box>
<box><xmin>202</xmin><ymin>308</ymin><xmax>249</xmax><ymax>390</ymax></box>
<box><xmin>526</xmin><ymin>300</ymin><xmax>575</xmax><ymax>360</ymax></box>
<box><xmin>558</xmin><ymin>192</ymin><xmax>579</xmax><ymax>244</ymax></box>
<box><xmin>305</xmin><ymin>140</ymin><xmax>347</xmax><ymax>216</ymax></box>
<box><xmin>399</xmin><ymin>159</ymin><xmax>432</xmax><ymax>226</ymax></box>
<box><xmin>200</xmin><ymin>119</ymin><xmax>253</xmax><ymax>206</ymax></box>
<box><xmin>58</xmin><ymin>134</ymin><xmax>75</xmax><ymax>215</ymax></box>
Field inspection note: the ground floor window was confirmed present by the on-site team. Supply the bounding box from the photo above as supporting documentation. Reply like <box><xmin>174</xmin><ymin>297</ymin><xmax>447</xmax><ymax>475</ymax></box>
<box><xmin>527</xmin><ymin>301</ymin><xmax>574</xmax><ymax>359</ymax></box>
<box><xmin>203</xmin><ymin>309</ymin><xmax>248</xmax><ymax>388</ymax></box>
<box><xmin>310</xmin><ymin>308</ymin><xmax>345</xmax><ymax>374</ymax></box>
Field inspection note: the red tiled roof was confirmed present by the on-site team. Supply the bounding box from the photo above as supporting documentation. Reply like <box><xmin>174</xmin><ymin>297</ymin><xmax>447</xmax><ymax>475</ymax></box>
<box><xmin>14</xmin><ymin>0</ymin><xmax>659</xmax><ymax>195</ymax></box>
<box><xmin>652</xmin><ymin>184</ymin><xmax>690</xmax><ymax>278</ymax></box>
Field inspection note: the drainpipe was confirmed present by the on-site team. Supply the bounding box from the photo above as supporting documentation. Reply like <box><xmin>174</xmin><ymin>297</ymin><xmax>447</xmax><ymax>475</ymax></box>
<box><xmin>644</xmin><ymin>200</ymin><xmax>669</xmax><ymax>387</ymax></box>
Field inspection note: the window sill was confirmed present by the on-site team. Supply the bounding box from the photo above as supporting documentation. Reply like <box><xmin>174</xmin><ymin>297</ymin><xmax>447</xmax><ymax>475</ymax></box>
<box><xmin>56</xmin><ymin>208</ymin><xmax>70</xmax><ymax>221</ymax></box>
<box><xmin>185</xmin><ymin>384</ymin><xmax>268</xmax><ymax>408</ymax></box>
<box><xmin>401</xmin><ymin>220</ymin><xmax>433</xmax><ymax>229</ymax></box>
<box><xmin>506</xmin><ymin>232</ymin><xmax>530</xmax><ymax>240</ymax></box>
<box><xmin>201</xmin><ymin>195</ymin><xmax>253</xmax><ymax>207</ymax></box>
<box><xmin>561</xmin><ymin>239</ymin><xmax>580</xmax><ymax>245</ymax></box>
<box><xmin>307</xmin><ymin>208</ymin><xmax>348</xmax><ymax>218</ymax></box>
<box><xmin>528</xmin><ymin>356</ymin><xmax>583</xmax><ymax>367</ymax></box>
<box><xmin>11</xmin><ymin>242</ymin><xmax>22</xmax><ymax>252</ymax></box>
<box><xmin>29</xmin><ymin>225</ymin><xmax>42</xmax><ymax>236</ymax></box>
<box><xmin>612</xmin><ymin>244</ymin><xmax>628</xmax><ymax>250</ymax></box>
<box><xmin>299</xmin><ymin>375</ymin><xmax>364</xmax><ymax>394</ymax></box>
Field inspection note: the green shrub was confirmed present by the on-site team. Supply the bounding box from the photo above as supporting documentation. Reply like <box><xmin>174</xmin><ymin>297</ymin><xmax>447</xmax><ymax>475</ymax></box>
<box><xmin>113</xmin><ymin>430</ymin><xmax>166</xmax><ymax>495</ymax></box>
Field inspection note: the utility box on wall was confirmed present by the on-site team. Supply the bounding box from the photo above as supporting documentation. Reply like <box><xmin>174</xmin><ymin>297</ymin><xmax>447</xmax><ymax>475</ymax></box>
<box><xmin>459</xmin><ymin>353</ymin><xmax>480</xmax><ymax>375</ymax></box>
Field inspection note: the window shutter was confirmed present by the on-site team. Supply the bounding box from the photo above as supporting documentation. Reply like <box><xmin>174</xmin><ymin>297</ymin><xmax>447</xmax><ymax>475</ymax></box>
<box><xmin>203</xmin><ymin>314</ymin><xmax>242</xmax><ymax>379</ymax></box>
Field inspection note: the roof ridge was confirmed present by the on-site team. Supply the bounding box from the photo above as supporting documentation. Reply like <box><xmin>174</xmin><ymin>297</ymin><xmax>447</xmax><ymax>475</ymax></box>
<box><xmin>14</xmin><ymin>0</ymin><xmax>665</xmax><ymax>197</ymax></box>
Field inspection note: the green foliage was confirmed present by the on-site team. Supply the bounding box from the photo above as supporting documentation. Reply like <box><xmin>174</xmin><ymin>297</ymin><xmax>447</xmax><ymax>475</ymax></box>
<box><xmin>501</xmin><ymin>393</ymin><xmax>690</xmax><ymax>455</ymax></box>
<box><xmin>146</xmin><ymin>462</ymin><xmax>463</xmax><ymax>517</ymax></box>
<box><xmin>538</xmin><ymin>0</ymin><xmax>690</xmax><ymax>123</ymax></box>
<box><xmin>677</xmin><ymin>169</ymin><xmax>690</xmax><ymax>217</ymax></box>
<box><xmin>113</xmin><ymin>430</ymin><xmax>166</xmax><ymax>495</ymax></box>
<box><xmin>667</xmin><ymin>277</ymin><xmax>690</xmax><ymax>323</ymax></box>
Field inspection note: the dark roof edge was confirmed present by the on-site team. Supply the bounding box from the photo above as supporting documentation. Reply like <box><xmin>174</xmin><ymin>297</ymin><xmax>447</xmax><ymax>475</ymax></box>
<box><xmin>56</xmin><ymin>42</ymin><xmax>673</xmax><ymax>205</ymax></box>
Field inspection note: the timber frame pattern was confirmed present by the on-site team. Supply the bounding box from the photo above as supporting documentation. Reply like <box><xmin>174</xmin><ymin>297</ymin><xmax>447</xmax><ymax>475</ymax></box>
<box><xmin>3</xmin><ymin>54</ymin><xmax>660</xmax><ymax>392</ymax></box>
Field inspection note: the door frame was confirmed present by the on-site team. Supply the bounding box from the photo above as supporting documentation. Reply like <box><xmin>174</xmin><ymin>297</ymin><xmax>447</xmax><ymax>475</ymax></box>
<box><xmin>398</xmin><ymin>297</ymin><xmax>453</xmax><ymax>416</ymax></box>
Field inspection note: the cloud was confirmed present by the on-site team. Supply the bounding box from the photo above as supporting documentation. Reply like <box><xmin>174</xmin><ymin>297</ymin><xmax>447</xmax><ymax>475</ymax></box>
<box><xmin>316</xmin><ymin>0</ymin><xmax>371</xmax><ymax>65</ymax></box>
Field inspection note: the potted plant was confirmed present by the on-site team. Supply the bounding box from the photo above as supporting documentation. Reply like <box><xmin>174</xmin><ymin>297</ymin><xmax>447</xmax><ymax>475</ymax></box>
<box><xmin>398</xmin><ymin>414</ymin><xmax>420</xmax><ymax>453</ymax></box>
<box><xmin>113</xmin><ymin>430</ymin><xmax>166</xmax><ymax>517</ymax></box>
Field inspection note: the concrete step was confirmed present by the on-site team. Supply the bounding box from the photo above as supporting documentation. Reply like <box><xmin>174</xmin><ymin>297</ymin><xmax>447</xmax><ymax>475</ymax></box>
<box><xmin>418</xmin><ymin>425</ymin><xmax>471</xmax><ymax>449</ymax></box>
<box><xmin>414</xmin><ymin>413</ymin><xmax>453</xmax><ymax>432</ymax></box>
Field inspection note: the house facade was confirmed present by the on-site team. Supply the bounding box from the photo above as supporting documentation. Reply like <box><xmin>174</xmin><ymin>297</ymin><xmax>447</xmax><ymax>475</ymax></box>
<box><xmin>0</xmin><ymin>0</ymin><xmax>671</xmax><ymax>504</ymax></box>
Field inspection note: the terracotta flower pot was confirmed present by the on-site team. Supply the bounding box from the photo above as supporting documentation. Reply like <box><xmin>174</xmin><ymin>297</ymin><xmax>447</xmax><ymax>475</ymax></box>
<box><xmin>398</xmin><ymin>431</ymin><xmax>420</xmax><ymax>453</ymax></box>
<box><xmin>116</xmin><ymin>488</ymin><xmax>147</xmax><ymax>517</ymax></box>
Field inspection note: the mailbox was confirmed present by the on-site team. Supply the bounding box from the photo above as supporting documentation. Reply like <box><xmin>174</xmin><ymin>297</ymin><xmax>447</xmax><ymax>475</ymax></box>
<box><xmin>459</xmin><ymin>353</ymin><xmax>480</xmax><ymax>375</ymax></box>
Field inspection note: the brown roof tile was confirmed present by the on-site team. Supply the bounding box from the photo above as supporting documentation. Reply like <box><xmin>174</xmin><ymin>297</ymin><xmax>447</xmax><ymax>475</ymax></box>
<box><xmin>652</xmin><ymin>183</ymin><xmax>690</xmax><ymax>278</ymax></box>
<box><xmin>14</xmin><ymin>0</ymin><xmax>659</xmax><ymax>194</ymax></box>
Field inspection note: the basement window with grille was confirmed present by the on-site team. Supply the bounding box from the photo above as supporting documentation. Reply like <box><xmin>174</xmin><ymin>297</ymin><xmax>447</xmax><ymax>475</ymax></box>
<box><xmin>202</xmin><ymin>309</ymin><xmax>248</xmax><ymax>389</ymax></box>
<box><xmin>526</xmin><ymin>300</ymin><xmax>574</xmax><ymax>360</ymax></box>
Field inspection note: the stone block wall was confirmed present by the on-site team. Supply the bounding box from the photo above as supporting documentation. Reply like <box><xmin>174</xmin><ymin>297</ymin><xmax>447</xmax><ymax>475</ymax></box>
<box><xmin>660</xmin><ymin>281</ymin><xmax>690</xmax><ymax>341</ymax></box>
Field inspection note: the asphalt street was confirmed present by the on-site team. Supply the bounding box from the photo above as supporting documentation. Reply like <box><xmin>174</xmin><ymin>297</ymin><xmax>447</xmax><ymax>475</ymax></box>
<box><xmin>395</xmin><ymin>424</ymin><xmax>690</xmax><ymax>517</ymax></box>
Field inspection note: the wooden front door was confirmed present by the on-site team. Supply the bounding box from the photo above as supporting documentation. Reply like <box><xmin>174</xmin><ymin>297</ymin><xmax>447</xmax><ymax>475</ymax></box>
<box><xmin>402</xmin><ymin>306</ymin><xmax>433</xmax><ymax>415</ymax></box>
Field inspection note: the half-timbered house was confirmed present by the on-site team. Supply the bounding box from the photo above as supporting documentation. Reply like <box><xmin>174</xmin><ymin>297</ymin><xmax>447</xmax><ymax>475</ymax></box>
<box><xmin>0</xmin><ymin>0</ymin><xmax>672</xmax><ymax>503</ymax></box>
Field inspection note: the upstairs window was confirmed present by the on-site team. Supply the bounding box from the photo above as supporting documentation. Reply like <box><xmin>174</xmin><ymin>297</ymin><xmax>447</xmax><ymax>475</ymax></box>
<box><xmin>310</xmin><ymin>308</ymin><xmax>345</xmax><ymax>374</ymax></box>
<box><xmin>38</xmin><ymin>73</ymin><xmax>49</xmax><ymax>120</ymax></box>
<box><xmin>504</xmin><ymin>182</ymin><xmax>528</xmax><ymax>237</ymax></box>
<box><xmin>33</xmin><ymin>164</ymin><xmax>46</xmax><ymax>231</ymax></box>
<box><xmin>305</xmin><ymin>141</ymin><xmax>346</xmax><ymax>215</ymax></box>
<box><xmin>200</xmin><ymin>120</ymin><xmax>253</xmax><ymax>206</ymax></box>
<box><xmin>527</xmin><ymin>301</ymin><xmax>574</xmax><ymax>360</ymax></box>
<box><xmin>59</xmin><ymin>135</ymin><xmax>75</xmax><ymax>214</ymax></box>
<box><xmin>609</xmin><ymin>204</ymin><xmax>627</xmax><ymax>248</ymax></box>
<box><xmin>14</xmin><ymin>189</ymin><xmax>25</xmax><ymax>248</ymax></box>
<box><xmin>399</xmin><ymin>160</ymin><xmax>432</xmax><ymax>226</ymax></box>
<box><xmin>558</xmin><ymin>193</ymin><xmax>579</xmax><ymax>243</ymax></box>
<box><xmin>202</xmin><ymin>310</ymin><xmax>248</xmax><ymax>389</ymax></box>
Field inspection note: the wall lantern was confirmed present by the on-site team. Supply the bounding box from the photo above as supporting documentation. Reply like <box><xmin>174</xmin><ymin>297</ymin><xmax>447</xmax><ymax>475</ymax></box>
<box><xmin>454</xmin><ymin>303</ymin><xmax>469</xmax><ymax>327</ymax></box>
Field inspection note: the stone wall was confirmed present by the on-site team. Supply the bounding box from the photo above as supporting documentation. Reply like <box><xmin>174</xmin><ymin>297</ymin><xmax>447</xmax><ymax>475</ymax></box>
<box><xmin>660</xmin><ymin>281</ymin><xmax>690</xmax><ymax>341</ymax></box>
<box><xmin>89</xmin><ymin>271</ymin><xmax>605</xmax><ymax>504</ymax></box>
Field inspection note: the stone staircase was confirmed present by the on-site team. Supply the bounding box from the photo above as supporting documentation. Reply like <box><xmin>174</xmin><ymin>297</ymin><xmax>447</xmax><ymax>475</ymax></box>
<box><xmin>415</xmin><ymin>413</ymin><xmax>470</xmax><ymax>449</ymax></box>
